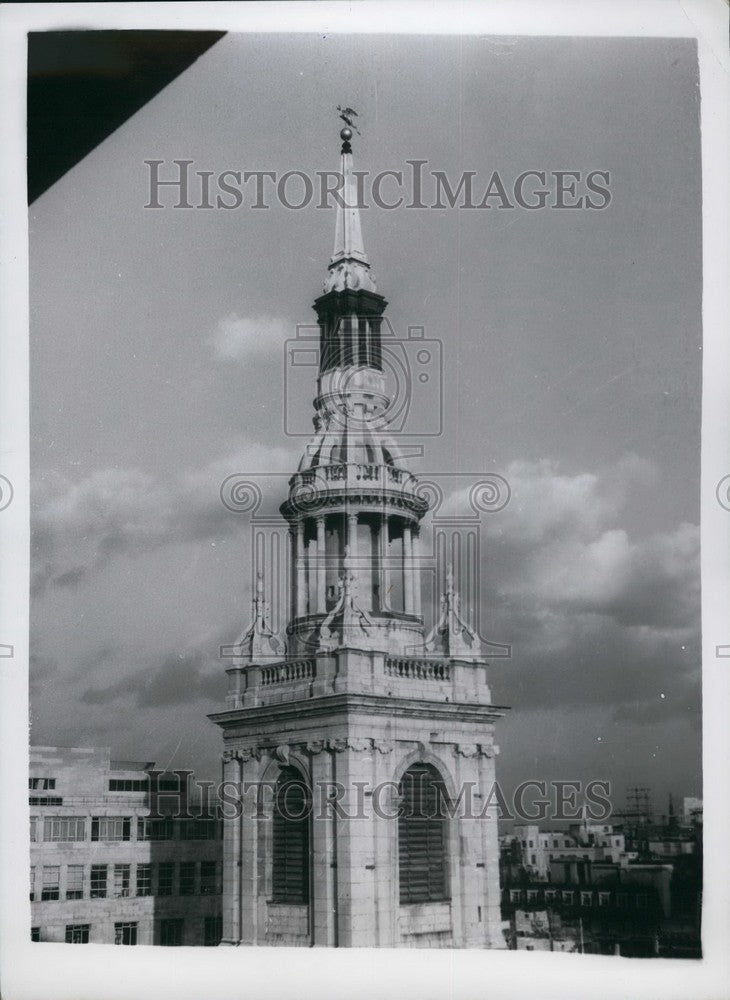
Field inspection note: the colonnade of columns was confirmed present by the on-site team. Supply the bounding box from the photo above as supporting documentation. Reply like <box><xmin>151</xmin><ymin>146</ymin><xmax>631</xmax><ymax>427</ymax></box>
<box><xmin>289</xmin><ymin>510</ymin><xmax>421</xmax><ymax>619</ymax></box>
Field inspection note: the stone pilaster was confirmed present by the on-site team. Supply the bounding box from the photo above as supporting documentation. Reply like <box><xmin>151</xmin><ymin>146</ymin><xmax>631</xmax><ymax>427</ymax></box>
<box><xmin>310</xmin><ymin>747</ymin><xmax>337</xmax><ymax>946</ymax></box>
<box><xmin>221</xmin><ymin>754</ymin><xmax>242</xmax><ymax>945</ymax></box>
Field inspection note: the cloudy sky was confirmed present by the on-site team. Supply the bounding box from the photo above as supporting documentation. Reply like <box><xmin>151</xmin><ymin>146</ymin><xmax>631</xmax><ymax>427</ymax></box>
<box><xmin>29</xmin><ymin>32</ymin><xmax>701</xmax><ymax>815</ymax></box>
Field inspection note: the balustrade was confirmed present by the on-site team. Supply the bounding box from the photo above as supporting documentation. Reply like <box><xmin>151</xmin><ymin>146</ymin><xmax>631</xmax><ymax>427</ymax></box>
<box><xmin>291</xmin><ymin>463</ymin><xmax>416</xmax><ymax>494</ymax></box>
<box><xmin>384</xmin><ymin>657</ymin><xmax>451</xmax><ymax>682</ymax></box>
<box><xmin>260</xmin><ymin>659</ymin><xmax>316</xmax><ymax>687</ymax></box>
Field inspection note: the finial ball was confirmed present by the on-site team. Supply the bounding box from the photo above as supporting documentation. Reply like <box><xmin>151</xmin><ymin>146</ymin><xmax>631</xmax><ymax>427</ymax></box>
<box><xmin>340</xmin><ymin>126</ymin><xmax>353</xmax><ymax>141</ymax></box>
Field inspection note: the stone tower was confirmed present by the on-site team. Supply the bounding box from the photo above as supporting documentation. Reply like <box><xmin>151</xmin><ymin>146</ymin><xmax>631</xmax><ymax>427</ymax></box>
<box><xmin>209</xmin><ymin>126</ymin><xmax>508</xmax><ymax>949</ymax></box>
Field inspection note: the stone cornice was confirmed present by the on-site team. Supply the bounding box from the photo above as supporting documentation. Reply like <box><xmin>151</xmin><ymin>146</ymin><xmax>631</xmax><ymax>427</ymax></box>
<box><xmin>221</xmin><ymin>736</ymin><xmax>496</xmax><ymax>763</ymax></box>
<box><xmin>280</xmin><ymin>486</ymin><xmax>427</xmax><ymax>521</ymax></box>
<box><xmin>209</xmin><ymin>692</ymin><xmax>509</xmax><ymax>732</ymax></box>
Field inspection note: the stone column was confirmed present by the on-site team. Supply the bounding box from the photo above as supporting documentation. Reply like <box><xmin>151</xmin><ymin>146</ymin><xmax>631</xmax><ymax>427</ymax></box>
<box><xmin>380</xmin><ymin>513</ymin><xmax>389</xmax><ymax>612</ymax></box>
<box><xmin>403</xmin><ymin>521</ymin><xmax>414</xmax><ymax>614</ymax></box>
<box><xmin>347</xmin><ymin>512</ymin><xmax>358</xmax><ymax>598</ymax></box>
<box><xmin>347</xmin><ymin>512</ymin><xmax>358</xmax><ymax>556</ymax></box>
<box><xmin>316</xmin><ymin>515</ymin><xmax>326</xmax><ymax>613</ymax></box>
<box><xmin>372</xmin><ymin>516</ymin><xmax>382</xmax><ymax>612</ymax></box>
<box><xmin>296</xmin><ymin>520</ymin><xmax>306</xmax><ymax>617</ymax></box>
<box><xmin>412</xmin><ymin>527</ymin><xmax>422</xmax><ymax>618</ymax></box>
<box><xmin>289</xmin><ymin>526</ymin><xmax>296</xmax><ymax>623</ymax></box>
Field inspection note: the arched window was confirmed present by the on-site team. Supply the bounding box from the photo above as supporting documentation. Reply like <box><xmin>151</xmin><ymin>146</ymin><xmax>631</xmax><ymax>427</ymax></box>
<box><xmin>398</xmin><ymin>763</ymin><xmax>450</xmax><ymax>904</ymax></box>
<box><xmin>271</xmin><ymin>766</ymin><xmax>311</xmax><ymax>905</ymax></box>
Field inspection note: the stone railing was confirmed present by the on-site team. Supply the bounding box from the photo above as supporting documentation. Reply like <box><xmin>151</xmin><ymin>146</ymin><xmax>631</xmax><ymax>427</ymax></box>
<box><xmin>224</xmin><ymin>649</ymin><xmax>496</xmax><ymax>710</ymax></box>
<box><xmin>260</xmin><ymin>659</ymin><xmax>316</xmax><ymax>687</ymax></box>
<box><xmin>296</xmin><ymin>463</ymin><xmax>417</xmax><ymax>492</ymax></box>
<box><xmin>384</xmin><ymin>657</ymin><xmax>451</xmax><ymax>682</ymax></box>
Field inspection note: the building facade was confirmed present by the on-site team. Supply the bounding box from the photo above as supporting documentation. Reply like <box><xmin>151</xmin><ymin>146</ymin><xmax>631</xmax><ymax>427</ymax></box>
<box><xmin>505</xmin><ymin>821</ymin><xmax>630</xmax><ymax>880</ymax></box>
<box><xmin>30</xmin><ymin>746</ymin><xmax>222</xmax><ymax>945</ymax></box>
<box><xmin>209</xmin><ymin>128</ymin><xmax>508</xmax><ymax>948</ymax></box>
<box><xmin>499</xmin><ymin>812</ymin><xmax>702</xmax><ymax>957</ymax></box>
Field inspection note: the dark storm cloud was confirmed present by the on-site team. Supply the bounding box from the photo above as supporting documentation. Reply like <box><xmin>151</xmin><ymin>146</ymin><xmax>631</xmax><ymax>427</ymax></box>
<box><xmin>29</xmin><ymin>651</ymin><xmax>58</xmax><ymax>686</ymax></box>
<box><xmin>53</xmin><ymin>450</ymin><xmax>699</xmax><ymax>728</ymax></box>
<box><xmin>52</xmin><ymin>566</ymin><xmax>89</xmax><ymax>588</ymax></box>
<box><xmin>494</xmin><ymin>605</ymin><xmax>700</xmax><ymax>719</ymax></box>
<box><xmin>81</xmin><ymin>649</ymin><xmax>224</xmax><ymax>709</ymax></box>
<box><xmin>30</xmin><ymin>440</ymin><xmax>297</xmax><ymax>596</ymax></box>
<box><xmin>440</xmin><ymin>457</ymin><xmax>700</xmax><ymax>724</ymax></box>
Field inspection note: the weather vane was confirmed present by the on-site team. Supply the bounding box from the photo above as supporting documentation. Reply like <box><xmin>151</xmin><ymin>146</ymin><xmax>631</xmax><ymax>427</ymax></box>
<box><xmin>337</xmin><ymin>105</ymin><xmax>360</xmax><ymax>151</ymax></box>
<box><xmin>337</xmin><ymin>105</ymin><xmax>360</xmax><ymax>133</ymax></box>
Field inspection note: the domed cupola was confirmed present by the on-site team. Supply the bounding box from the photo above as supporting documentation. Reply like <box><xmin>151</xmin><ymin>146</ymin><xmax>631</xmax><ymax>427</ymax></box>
<box><xmin>297</xmin><ymin>405</ymin><xmax>406</xmax><ymax>474</ymax></box>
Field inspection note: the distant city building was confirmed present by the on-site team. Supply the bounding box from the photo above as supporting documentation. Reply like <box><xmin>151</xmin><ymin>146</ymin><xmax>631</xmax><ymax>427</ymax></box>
<box><xmin>505</xmin><ymin>821</ymin><xmax>630</xmax><ymax>880</ymax></box>
<box><xmin>499</xmin><ymin>809</ymin><xmax>701</xmax><ymax>958</ymax></box>
<box><xmin>503</xmin><ymin>876</ymin><xmax>665</xmax><ymax>956</ymax></box>
<box><xmin>682</xmin><ymin>796</ymin><xmax>703</xmax><ymax>826</ymax></box>
<box><xmin>646</xmin><ymin>834</ymin><xmax>697</xmax><ymax>858</ymax></box>
<box><xmin>30</xmin><ymin>746</ymin><xmax>222</xmax><ymax>945</ymax></box>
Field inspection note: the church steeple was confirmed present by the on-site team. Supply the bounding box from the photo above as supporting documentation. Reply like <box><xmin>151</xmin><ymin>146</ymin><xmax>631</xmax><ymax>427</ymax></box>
<box><xmin>211</xmin><ymin>111</ymin><xmax>508</xmax><ymax>952</ymax></box>
<box><xmin>315</xmin><ymin>127</ymin><xmax>385</xmax><ymax>376</ymax></box>
<box><xmin>325</xmin><ymin>128</ymin><xmax>376</xmax><ymax>294</ymax></box>
<box><xmin>278</xmin><ymin>119</ymin><xmax>427</xmax><ymax>656</ymax></box>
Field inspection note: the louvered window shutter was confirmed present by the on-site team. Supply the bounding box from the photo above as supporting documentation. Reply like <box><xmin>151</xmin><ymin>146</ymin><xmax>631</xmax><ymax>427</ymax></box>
<box><xmin>398</xmin><ymin>764</ymin><xmax>450</xmax><ymax>904</ymax></box>
<box><xmin>272</xmin><ymin>766</ymin><xmax>311</xmax><ymax>904</ymax></box>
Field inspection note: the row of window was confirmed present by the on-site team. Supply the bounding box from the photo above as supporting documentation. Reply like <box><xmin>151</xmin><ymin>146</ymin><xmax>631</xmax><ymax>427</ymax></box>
<box><xmin>524</xmin><ymin>836</ymin><xmax>622</xmax><ymax>850</ymax></box>
<box><xmin>508</xmin><ymin>888</ymin><xmax>650</xmax><ymax>908</ymax></box>
<box><xmin>30</xmin><ymin>816</ymin><xmax>220</xmax><ymax>843</ymax></box>
<box><xmin>29</xmin><ymin>778</ymin><xmax>185</xmax><ymax>794</ymax></box>
<box><xmin>108</xmin><ymin>779</ymin><xmax>177</xmax><ymax>792</ymax></box>
<box><xmin>528</xmin><ymin>851</ymin><xmax>598</xmax><ymax>865</ymax></box>
<box><xmin>31</xmin><ymin>916</ymin><xmax>222</xmax><ymax>946</ymax></box>
<box><xmin>30</xmin><ymin>861</ymin><xmax>220</xmax><ymax>901</ymax></box>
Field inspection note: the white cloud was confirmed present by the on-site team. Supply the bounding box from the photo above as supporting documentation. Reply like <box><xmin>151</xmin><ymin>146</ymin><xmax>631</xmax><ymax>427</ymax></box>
<box><xmin>32</xmin><ymin>437</ymin><xmax>300</xmax><ymax>595</ymax></box>
<box><xmin>209</xmin><ymin>313</ymin><xmax>290</xmax><ymax>360</ymax></box>
<box><xmin>32</xmin><ymin>449</ymin><xmax>700</xmax><ymax>728</ymax></box>
<box><xmin>436</xmin><ymin>454</ymin><xmax>699</xmax><ymax>721</ymax></box>
<box><xmin>471</xmin><ymin>457</ymin><xmax>698</xmax><ymax>630</ymax></box>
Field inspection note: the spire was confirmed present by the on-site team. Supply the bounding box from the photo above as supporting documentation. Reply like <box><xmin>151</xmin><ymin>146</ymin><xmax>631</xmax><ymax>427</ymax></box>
<box><xmin>317</xmin><ymin>544</ymin><xmax>373</xmax><ymax>650</ymax></box>
<box><xmin>226</xmin><ymin>571</ymin><xmax>285</xmax><ymax>663</ymax></box>
<box><xmin>324</xmin><ymin>125</ymin><xmax>376</xmax><ymax>294</ymax></box>
<box><xmin>668</xmin><ymin>793</ymin><xmax>678</xmax><ymax>831</ymax></box>
<box><xmin>424</xmin><ymin>564</ymin><xmax>480</xmax><ymax>660</ymax></box>
<box><xmin>332</xmin><ymin>132</ymin><xmax>367</xmax><ymax>264</ymax></box>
